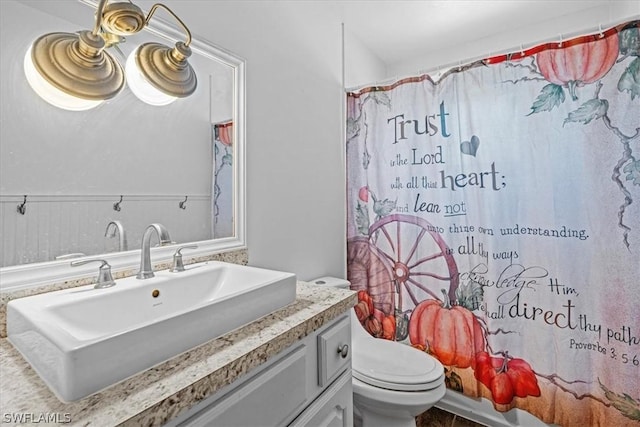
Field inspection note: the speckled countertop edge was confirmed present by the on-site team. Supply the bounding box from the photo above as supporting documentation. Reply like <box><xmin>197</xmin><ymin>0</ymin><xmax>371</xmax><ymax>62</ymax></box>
<box><xmin>0</xmin><ymin>281</ymin><xmax>357</xmax><ymax>427</ymax></box>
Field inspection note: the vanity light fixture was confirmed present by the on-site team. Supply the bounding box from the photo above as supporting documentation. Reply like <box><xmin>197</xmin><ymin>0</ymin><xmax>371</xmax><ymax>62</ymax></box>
<box><xmin>24</xmin><ymin>0</ymin><xmax>197</xmax><ymax>110</ymax></box>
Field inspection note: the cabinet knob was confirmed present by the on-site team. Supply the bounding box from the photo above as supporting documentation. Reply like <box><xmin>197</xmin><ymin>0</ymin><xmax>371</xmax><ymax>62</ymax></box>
<box><xmin>337</xmin><ymin>344</ymin><xmax>349</xmax><ymax>358</ymax></box>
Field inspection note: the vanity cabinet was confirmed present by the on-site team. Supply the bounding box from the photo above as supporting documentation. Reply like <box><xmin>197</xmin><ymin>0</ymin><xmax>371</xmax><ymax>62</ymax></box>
<box><xmin>167</xmin><ymin>314</ymin><xmax>353</xmax><ymax>427</ymax></box>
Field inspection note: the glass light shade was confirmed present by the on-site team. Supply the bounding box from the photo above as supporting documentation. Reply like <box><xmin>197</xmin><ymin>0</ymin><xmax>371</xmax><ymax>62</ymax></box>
<box><xmin>125</xmin><ymin>50</ymin><xmax>177</xmax><ymax>106</ymax></box>
<box><xmin>23</xmin><ymin>46</ymin><xmax>103</xmax><ymax>111</ymax></box>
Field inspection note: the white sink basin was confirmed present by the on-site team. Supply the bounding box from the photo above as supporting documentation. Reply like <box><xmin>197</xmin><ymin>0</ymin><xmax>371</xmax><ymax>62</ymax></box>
<box><xmin>7</xmin><ymin>261</ymin><xmax>296</xmax><ymax>402</ymax></box>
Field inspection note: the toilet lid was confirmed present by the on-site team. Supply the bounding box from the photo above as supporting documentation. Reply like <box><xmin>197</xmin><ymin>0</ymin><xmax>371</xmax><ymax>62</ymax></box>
<box><xmin>353</xmin><ymin>338</ymin><xmax>444</xmax><ymax>391</ymax></box>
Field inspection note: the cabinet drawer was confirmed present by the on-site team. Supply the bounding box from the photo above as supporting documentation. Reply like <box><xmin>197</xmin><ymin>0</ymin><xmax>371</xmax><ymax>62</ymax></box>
<box><xmin>317</xmin><ymin>315</ymin><xmax>351</xmax><ymax>387</ymax></box>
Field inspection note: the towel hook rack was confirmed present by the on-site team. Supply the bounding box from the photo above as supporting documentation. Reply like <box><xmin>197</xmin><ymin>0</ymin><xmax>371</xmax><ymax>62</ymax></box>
<box><xmin>113</xmin><ymin>195</ymin><xmax>123</xmax><ymax>212</ymax></box>
<box><xmin>179</xmin><ymin>196</ymin><xmax>188</xmax><ymax>210</ymax></box>
<box><xmin>16</xmin><ymin>195</ymin><xmax>27</xmax><ymax>215</ymax></box>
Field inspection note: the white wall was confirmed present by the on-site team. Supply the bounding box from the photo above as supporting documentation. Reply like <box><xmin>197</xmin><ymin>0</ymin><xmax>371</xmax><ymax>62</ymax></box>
<box><xmin>156</xmin><ymin>1</ymin><xmax>384</xmax><ymax>280</ymax></box>
<box><xmin>344</xmin><ymin>29</ymin><xmax>388</xmax><ymax>89</ymax></box>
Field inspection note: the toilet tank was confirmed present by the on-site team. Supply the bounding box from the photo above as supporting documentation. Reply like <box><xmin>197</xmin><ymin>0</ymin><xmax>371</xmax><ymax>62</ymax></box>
<box><xmin>310</xmin><ymin>277</ymin><xmax>372</xmax><ymax>341</ymax></box>
<box><xmin>310</xmin><ymin>276</ymin><xmax>351</xmax><ymax>290</ymax></box>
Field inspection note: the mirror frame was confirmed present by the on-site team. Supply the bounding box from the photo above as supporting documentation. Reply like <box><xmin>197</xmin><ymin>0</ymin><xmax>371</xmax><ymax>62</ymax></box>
<box><xmin>0</xmin><ymin>0</ymin><xmax>246</xmax><ymax>291</ymax></box>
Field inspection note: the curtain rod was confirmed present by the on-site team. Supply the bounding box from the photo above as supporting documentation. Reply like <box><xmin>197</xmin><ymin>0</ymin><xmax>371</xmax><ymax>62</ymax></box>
<box><xmin>346</xmin><ymin>15</ymin><xmax>640</xmax><ymax>93</ymax></box>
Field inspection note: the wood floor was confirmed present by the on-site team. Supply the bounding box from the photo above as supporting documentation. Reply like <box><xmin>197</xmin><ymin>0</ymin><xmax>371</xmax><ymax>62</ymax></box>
<box><xmin>416</xmin><ymin>407</ymin><xmax>486</xmax><ymax>427</ymax></box>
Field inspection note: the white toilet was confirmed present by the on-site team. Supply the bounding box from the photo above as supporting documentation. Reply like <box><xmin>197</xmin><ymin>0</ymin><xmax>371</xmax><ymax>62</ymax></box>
<box><xmin>312</xmin><ymin>277</ymin><xmax>446</xmax><ymax>427</ymax></box>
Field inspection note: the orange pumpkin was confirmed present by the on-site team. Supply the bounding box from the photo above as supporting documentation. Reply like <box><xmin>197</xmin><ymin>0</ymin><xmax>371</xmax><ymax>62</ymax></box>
<box><xmin>355</xmin><ymin>290</ymin><xmax>396</xmax><ymax>340</ymax></box>
<box><xmin>380</xmin><ymin>313</ymin><xmax>396</xmax><ymax>341</ymax></box>
<box><xmin>536</xmin><ymin>33</ymin><xmax>619</xmax><ymax>99</ymax></box>
<box><xmin>364</xmin><ymin>315</ymin><xmax>383</xmax><ymax>337</ymax></box>
<box><xmin>354</xmin><ymin>290</ymin><xmax>374</xmax><ymax>322</ymax></box>
<box><xmin>409</xmin><ymin>290</ymin><xmax>485</xmax><ymax>368</ymax></box>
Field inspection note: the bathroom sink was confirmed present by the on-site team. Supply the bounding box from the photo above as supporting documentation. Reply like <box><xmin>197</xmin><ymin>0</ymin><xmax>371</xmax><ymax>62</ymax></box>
<box><xmin>6</xmin><ymin>261</ymin><xmax>296</xmax><ymax>402</ymax></box>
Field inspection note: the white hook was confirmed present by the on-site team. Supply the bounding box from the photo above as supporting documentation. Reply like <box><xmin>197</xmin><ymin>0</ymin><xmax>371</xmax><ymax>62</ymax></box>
<box><xmin>558</xmin><ymin>33</ymin><xmax>563</xmax><ymax>47</ymax></box>
<box><xmin>520</xmin><ymin>44</ymin><xmax>525</xmax><ymax>57</ymax></box>
<box><xmin>598</xmin><ymin>24</ymin><xmax>604</xmax><ymax>38</ymax></box>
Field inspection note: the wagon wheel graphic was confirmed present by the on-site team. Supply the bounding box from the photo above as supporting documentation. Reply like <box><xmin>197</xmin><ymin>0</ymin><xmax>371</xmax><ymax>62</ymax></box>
<box><xmin>368</xmin><ymin>214</ymin><xmax>459</xmax><ymax>341</ymax></box>
<box><xmin>347</xmin><ymin>236</ymin><xmax>395</xmax><ymax>316</ymax></box>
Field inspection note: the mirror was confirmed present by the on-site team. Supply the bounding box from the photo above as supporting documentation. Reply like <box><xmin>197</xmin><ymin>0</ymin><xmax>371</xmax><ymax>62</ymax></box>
<box><xmin>0</xmin><ymin>0</ymin><xmax>245</xmax><ymax>290</ymax></box>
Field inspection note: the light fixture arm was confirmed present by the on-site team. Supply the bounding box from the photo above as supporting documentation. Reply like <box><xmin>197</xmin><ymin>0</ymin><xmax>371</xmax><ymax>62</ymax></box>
<box><xmin>92</xmin><ymin>0</ymin><xmax>110</xmax><ymax>36</ymax></box>
<box><xmin>145</xmin><ymin>3</ymin><xmax>192</xmax><ymax>47</ymax></box>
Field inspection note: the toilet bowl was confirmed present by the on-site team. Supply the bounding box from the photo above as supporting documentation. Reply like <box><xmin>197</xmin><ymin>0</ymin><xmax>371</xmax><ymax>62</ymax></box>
<box><xmin>312</xmin><ymin>277</ymin><xmax>446</xmax><ymax>427</ymax></box>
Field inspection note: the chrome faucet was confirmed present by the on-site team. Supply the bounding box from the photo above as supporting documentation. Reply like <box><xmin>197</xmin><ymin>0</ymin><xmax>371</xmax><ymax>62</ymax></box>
<box><xmin>105</xmin><ymin>220</ymin><xmax>128</xmax><ymax>251</ymax></box>
<box><xmin>70</xmin><ymin>259</ymin><xmax>116</xmax><ymax>289</ymax></box>
<box><xmin>136</xmin><ymin>223</ymin><xmax>172</xmax><ymax>279</ymax></box>
<box><xmin>169</xmin><ymin>245</ymin><xmax>198</xmax><ymax>272</ymax></box>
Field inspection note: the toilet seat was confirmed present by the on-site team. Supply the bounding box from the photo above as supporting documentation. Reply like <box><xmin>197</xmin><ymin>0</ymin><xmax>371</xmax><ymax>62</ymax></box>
<box><xmin>352</xmin><ymin>337</ymin><xmax>444</xmax><ymax>392</ymax></box>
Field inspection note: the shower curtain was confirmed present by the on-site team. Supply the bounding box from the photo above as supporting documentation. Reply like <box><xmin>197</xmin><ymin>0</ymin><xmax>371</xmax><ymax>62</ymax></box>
<box><xmin>346</xmin><ymin>20</ymin><xmax>639</xmax><ymax>426</ymax></box>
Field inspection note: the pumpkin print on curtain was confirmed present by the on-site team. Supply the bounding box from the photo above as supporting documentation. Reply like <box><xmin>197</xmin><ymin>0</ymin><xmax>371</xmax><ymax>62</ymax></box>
<box><xmin>346</xmin><ymin>20</ymin><xmax>639</xmax><ymax>427</ymax></box>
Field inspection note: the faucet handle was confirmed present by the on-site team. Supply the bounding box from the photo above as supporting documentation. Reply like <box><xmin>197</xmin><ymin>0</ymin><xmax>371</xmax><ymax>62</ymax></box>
<box><xmin>70</xmin><ymin>259</ymin><xmax>116</xmax><ymax>289</ymax></box>
<box><xmin>170</xmin><ymin>245</ymin><xmax>198</xmax><ymax>272</ymax></box>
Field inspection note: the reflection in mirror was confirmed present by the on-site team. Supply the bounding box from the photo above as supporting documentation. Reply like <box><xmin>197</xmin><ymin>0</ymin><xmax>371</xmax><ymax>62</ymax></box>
<box><xmin>0</xmin><ymin>0</ymin><xmax>245</xmax><ymax>287</ymax></box>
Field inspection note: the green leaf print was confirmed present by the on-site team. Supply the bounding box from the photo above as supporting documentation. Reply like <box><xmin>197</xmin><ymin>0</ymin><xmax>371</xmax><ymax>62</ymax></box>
<box><xmin>371</xmin><ymin>91</ymin><xmax>391</xmax><ymax>109</ymax></box>
<box><xmin>455</xmin><ymin>281</ymin><xmax>484</xmax><ymax>311</ymax></box>
<box><xmin>618</xmin><ymin>57</ymin><xmax>640</xmax><ymax>100</ymax></box>
<box><xmin>527</xmin><ymin>83</ymin><xmax>565</xmax><ymax>115</ymax></box>
<box><xmin>373</xmin><ymin>198</ymin><xmax>397</xmax><ymax>220</ymax></box>
<box><xmin>563</xmin><ymin>98</ymin><xmax>608</xmax><ymax>126</ymax></box>
<box><xmin>624</xmin><ymin>160</ymin><xmax>640</xmax><ymax>186</ymax></box>
<box><xmin>599</xmin><ymin>379</ymin><xmax>640</xmax><ymax>421</ymax></box>
<box><xmin>618</xmin><ymin>25</ymin><xmax>640</xmax><ymax>58</ymax></box>
<box><xmin>355</xmin><ymin>202</ymin><xmax>370</xmax><ymax>236</ymax></box>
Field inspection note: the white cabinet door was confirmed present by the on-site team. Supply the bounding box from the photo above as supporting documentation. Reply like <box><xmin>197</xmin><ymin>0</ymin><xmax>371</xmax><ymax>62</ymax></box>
<box><xmin>181</xmin><ymin>346</ymin><xmax>309</xmax><ymax>427</ymax></box>
<box><xmin>289</xmin><ymin>371</ymin><xmax>353</xmax><ymax>427</ymax></box>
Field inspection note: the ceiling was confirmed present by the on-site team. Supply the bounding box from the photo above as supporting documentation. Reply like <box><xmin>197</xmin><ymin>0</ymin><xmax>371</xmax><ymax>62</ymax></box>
<box><xmin>333</xmin><ymin>0</ymin><xmax>631</xmax><ymax>67</ymax></box>
<box><xmin>23</xmin><ymin>0</ymin><xmax>637</xmax><ymax>79</ymax></box>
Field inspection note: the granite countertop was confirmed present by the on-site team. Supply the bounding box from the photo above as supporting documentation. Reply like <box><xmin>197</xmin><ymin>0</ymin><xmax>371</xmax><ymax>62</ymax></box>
<box><xmin>0</xmin><ymin>281</ymin><xmax>357</xmax><ymax>426</ymax></box>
